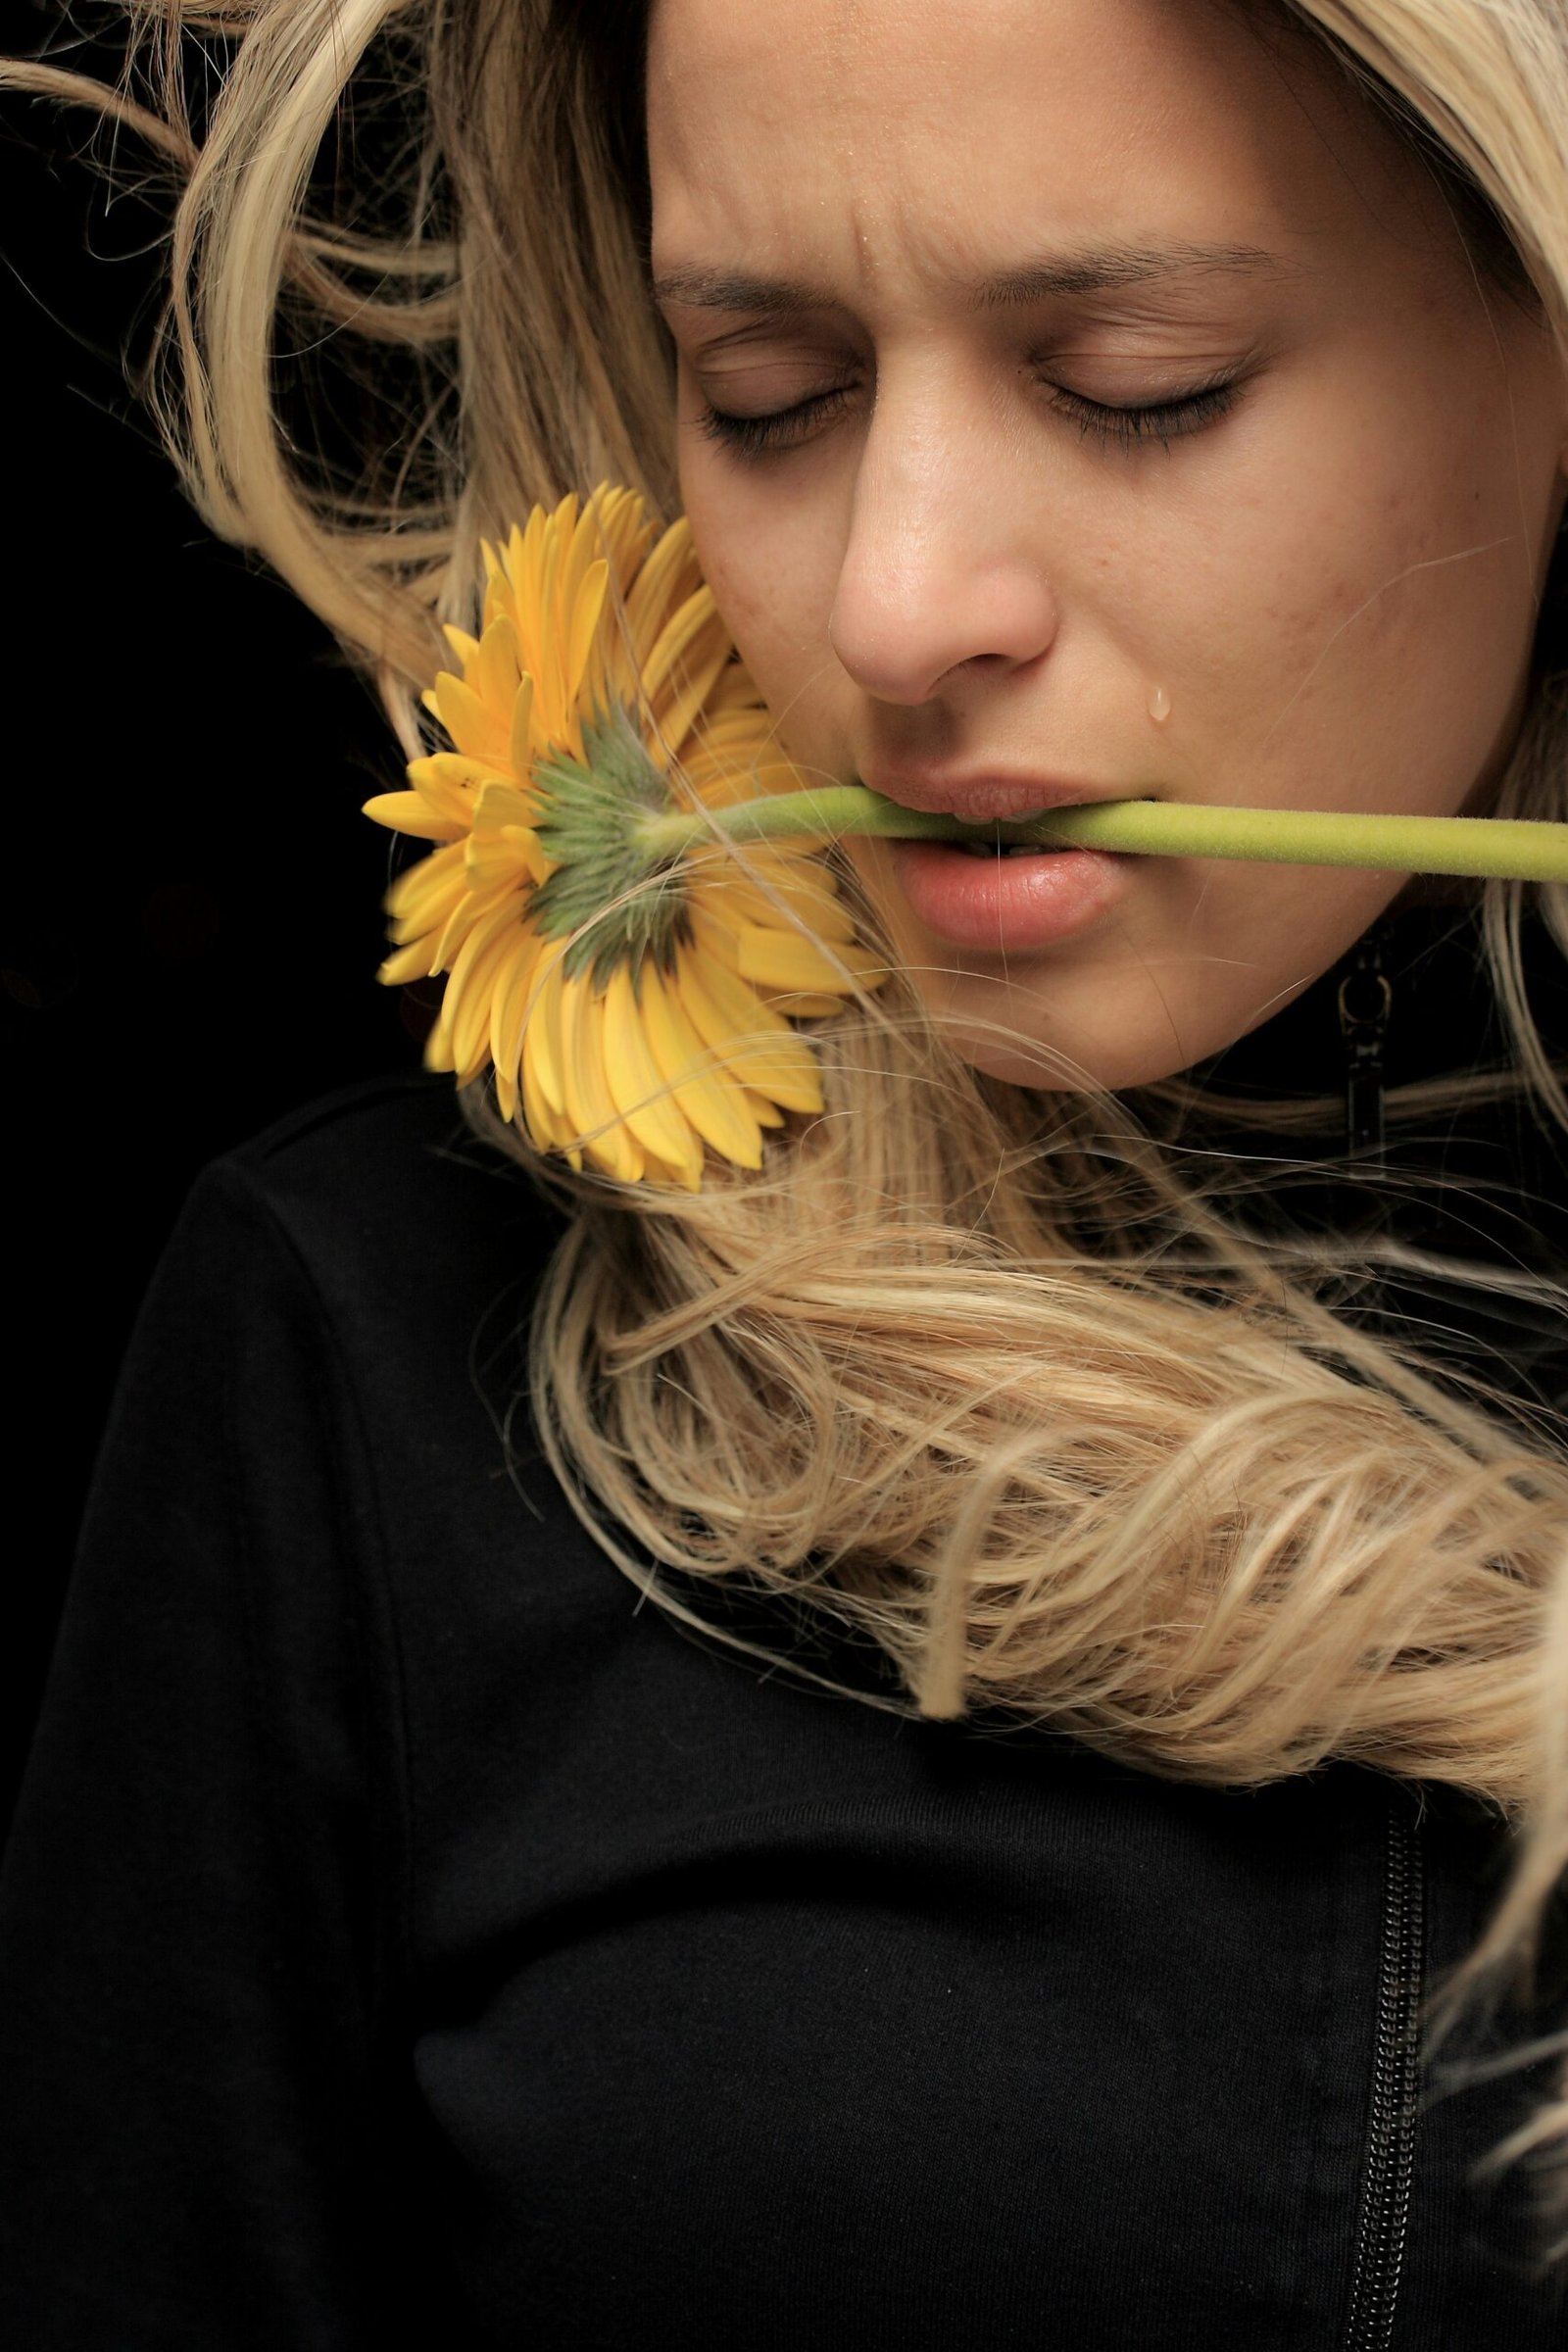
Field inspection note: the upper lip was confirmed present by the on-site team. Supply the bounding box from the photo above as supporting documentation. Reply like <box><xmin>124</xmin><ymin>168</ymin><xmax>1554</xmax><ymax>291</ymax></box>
<box><xmin>857</xmin><ymin>768</ymin><xmax>1136</xmax><ymax>825</ymax></box>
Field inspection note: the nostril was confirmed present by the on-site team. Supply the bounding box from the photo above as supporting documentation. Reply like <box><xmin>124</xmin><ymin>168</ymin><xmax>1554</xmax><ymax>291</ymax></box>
<box><xmin>829</xmin><ymin>555</ymin><xmax>1059</xmax><ymax>710</ymax></box>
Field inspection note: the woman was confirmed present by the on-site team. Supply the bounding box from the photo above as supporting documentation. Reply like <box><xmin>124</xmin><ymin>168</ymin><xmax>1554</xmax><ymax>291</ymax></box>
<box><xmin>5</xmin><ymin>0</ymin><xmax>1568</xmax><ymax>2341</ymax></box>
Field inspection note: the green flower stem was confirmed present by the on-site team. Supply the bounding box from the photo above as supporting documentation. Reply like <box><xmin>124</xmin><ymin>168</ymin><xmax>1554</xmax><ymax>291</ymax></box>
<box><xmin>637</xmin><ymin>785</ymin><xmax>1568</xmax><ymax>883</ymax></box>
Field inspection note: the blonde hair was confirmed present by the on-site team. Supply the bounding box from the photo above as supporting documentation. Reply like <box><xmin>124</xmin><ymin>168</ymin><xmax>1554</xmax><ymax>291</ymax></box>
<box><xmin>14</xmin><ymin>0</ymin><xmax>1568</xmax><ymax>2268</ymax></box>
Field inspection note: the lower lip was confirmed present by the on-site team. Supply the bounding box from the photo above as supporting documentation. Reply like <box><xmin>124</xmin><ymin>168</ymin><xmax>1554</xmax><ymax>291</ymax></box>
<box><xmin>887</xmin><ymin>840</ymin><xmax>1131</xmax><ymax>952</ymax></box>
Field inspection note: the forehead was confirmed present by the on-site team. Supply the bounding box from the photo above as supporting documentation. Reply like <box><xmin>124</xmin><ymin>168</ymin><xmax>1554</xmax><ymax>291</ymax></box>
<box><xmin>645</xmin><ymin>0</ymin><xmax>1419</xmax><ymax>299</ymax></box>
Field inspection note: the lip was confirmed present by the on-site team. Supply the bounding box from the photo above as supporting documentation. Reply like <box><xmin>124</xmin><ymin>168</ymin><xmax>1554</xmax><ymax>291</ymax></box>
<box><xmin>885</xmin><ymin>834</ymin><xmax>1131</xmax><ymax>953</ymax></box>
<box><xmin>858</xmin><ymin>766</ymin><xmax>1142</xmax><ymax>952</ymax></box>
<box><xmin>858</xmin><ymin>767</ymin><xmax>1134</xmax><ymax>826</ymax></box>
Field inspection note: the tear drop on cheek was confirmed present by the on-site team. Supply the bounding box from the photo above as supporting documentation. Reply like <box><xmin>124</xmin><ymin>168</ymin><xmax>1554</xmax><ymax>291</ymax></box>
<box><xmin>1147</xmin><ymin>683</ymin><xmax>1172</xmax><ymax>724</ymax></box>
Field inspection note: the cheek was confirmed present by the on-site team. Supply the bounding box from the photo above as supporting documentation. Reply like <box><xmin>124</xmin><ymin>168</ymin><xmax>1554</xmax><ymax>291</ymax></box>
<box><xmin>684</xmin><ymin>471</ymin><xmax>845</xmax><ymax>748</ymax></box>
<box><xmin>1149</xmin><ymin>399</ymin><xmax>1529</xmax><ymax>810</ymax></box>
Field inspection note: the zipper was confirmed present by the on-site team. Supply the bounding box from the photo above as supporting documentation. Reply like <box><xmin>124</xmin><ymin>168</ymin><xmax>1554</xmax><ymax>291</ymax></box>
<box><xmin>1343</xmin><ymin>1795</ymin><xmax>1426</xmax><ymax>2351</ymax></box>
<box><xmin>1338</xmin><ymin>924</ymin><xmax>1395</xmax><ymax>1165</ymax></box>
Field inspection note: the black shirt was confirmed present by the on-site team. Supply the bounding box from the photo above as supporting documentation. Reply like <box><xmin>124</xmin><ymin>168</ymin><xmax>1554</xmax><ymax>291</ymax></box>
<box><xmin>5</xmin><ymin>927</ymin><xmax>1568</xmax><ymax>2346</ymax></box>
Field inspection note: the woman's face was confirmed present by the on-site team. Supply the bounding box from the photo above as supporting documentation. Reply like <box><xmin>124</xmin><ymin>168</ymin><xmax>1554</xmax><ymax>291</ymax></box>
<box><xmin>646</xmin><ymin>0</ymin><xmax>1568</xmax><ymax>1088</ymax></box>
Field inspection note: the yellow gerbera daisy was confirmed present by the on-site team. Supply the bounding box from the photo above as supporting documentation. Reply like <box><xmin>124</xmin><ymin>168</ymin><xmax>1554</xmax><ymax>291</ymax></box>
<box><xmin>364</xmin><ymin>482</ymin><xmax>882</xmax><ymax>1189</ymax></box>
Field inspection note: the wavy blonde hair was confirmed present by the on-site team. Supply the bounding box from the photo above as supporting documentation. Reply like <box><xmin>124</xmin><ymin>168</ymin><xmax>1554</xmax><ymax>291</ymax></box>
<box><xmin>14</xmin><ymin>0</ymin><xmax>1568</xmax><ymax>2270</ymax></box>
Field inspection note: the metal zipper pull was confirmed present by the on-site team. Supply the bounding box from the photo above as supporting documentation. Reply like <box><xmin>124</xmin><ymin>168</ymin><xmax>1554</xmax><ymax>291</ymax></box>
<box><xmin>1339</xmin><ymin>926</ymin><xmax>1394</xmax><ymax>1165</ymax></box>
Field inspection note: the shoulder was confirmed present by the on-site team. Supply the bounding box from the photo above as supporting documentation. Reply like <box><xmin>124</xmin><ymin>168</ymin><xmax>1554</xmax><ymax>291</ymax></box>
<box><xmin>216</xmin><ymin>1068</ymin><xmax>563</xmax><ymax>1255</ymax></box>
<box><xmin>185</xmin><ymin>1072</ymin><xmax>568</xmax><ymax>1342</ymax></box>
<box><xmin>126</xmin><ymin>1076</ymin><xmax>573</xmax><ymax>1535</ymax></box>
<box><xmin>95</xmin><ymin>1076</ymin><xmax>619</xmax><ymax>1686</ymax></box>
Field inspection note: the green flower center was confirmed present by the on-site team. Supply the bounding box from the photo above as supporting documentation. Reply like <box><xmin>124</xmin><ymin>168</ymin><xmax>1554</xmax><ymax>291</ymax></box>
<box><xmin>529</xmin><ymin>703</ymin><xmax>690</xmax><ymax>987</ymax></box>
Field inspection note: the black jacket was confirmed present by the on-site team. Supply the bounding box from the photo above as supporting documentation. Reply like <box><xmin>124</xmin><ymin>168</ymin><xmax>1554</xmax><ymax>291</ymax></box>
<box><xmin>4</xmin><ymin>906</ymin><xmax>1567</xmax><ymax>2349</ymax></box>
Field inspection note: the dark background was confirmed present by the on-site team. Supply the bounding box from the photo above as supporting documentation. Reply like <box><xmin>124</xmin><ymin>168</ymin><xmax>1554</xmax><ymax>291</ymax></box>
<box><xmin>2</xmin><ymin>12</ymin><xmax>420</xmax><ymax>1835</ymax></box>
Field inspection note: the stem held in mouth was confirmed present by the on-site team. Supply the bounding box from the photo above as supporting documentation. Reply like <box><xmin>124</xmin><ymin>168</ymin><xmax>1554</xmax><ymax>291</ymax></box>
<box><xmin>635</xmin><ymin>786</ymin><xmax>1568</xmax><ymax>883</ymax></box>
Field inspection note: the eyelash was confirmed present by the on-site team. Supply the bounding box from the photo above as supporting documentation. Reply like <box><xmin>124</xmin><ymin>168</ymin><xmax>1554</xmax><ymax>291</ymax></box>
<box><xmin>695</xmin><ymin>376</ymin><xmax>1239</xmax><ymax>459</ymax></box>
<box><xmin>1053</xmin><ymin>378</ymin><xmax>1238</xmax><ymax>452</ymax></box>
<box><xmin>695</xmin><ymin>385</ymin><xmax>857</xmax><ymax>457</ymax></box>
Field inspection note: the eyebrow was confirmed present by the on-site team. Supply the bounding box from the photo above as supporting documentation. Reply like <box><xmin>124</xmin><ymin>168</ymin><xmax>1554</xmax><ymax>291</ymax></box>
<box><xmin>651</xmin><ymin>240</ymin><xmax>1297</xmax><ymax>315</ymax></box>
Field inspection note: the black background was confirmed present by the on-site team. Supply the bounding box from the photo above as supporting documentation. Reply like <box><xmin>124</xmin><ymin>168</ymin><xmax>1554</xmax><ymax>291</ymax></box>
<box><xmin>2</xmin><ymin>10</ymin><xmax>419</xmax><ymax>1834</ymax></box>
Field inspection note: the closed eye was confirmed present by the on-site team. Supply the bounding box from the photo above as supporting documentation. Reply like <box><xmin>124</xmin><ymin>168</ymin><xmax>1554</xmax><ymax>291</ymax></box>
<box><xmin>695</xmin><ymin>374</ymin><xmax>1242</xmax><ymax>459</ymax></box>
<box><xmin>1047</xmin><ymin>377</ymin><xmax>1240</xmax><ymax>452</ymax></box>
<box><xmin>694</xmin><ymin>385</ymin><xmax>858</xmax><ymax>458</ymax></box>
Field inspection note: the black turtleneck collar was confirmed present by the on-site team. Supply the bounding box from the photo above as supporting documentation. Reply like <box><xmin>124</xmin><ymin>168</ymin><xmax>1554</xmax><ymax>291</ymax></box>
<box><xmin>1152</xmin><ymin>892</ymin><xmax>1568</xmax><ymax>1420</ymax></box>
<box><xmin>1186</xmin><ymin>896</ymin><xmax>1504</xmax><ymax>1123</ymax></box>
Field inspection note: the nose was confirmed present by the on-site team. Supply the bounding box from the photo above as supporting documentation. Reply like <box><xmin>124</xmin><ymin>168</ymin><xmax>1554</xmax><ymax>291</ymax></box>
<box><xmin>827</xmin><ymin>387</ymin><xmax>1059</xmax><ymax>705</ymax></box>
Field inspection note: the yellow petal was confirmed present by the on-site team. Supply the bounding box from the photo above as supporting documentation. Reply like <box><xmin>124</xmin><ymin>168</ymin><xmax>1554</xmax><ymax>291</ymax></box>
<box><xmin>432</xmin><ymin>878</ymin><xmax>514</xmax><ymax>973</ymax></box>
<box><xmin>445</xmin><ymin>900</ymin><xmax>522</xmax><ymax>1084</ymax></box>
<box><xmin>407</xmin><ymin>757</ymin><xmax>488</xmax><ymax>828</ymax></box>
<box><xmin>408</xmin><ymin>751</ymin><xmax>509</xmax><ymax>798</ymax></box>
<box><xmin>677</xmin><ymin>751</ymin><xmax>804</xmax><ymax>809</ymax></box>
<box><xmin>520</xmin><ymin>1039</ymin><xmax>583</xmax><ymax>1167</ymax></box>
<box><xmin>640</xmin><ymin>961</ymin><xmax>764</xmax><ymax>1170</ymax></box>
<box><xmin>363</xmin><ymin>789</ymin><xmax>465</xmax><ymax>844</ymax></box>
<box><xmin>560</xmin><ymin>495</ymin><xmax>608</xmax><ymax>613</ymax></box>
<box><xmin>560</xmin><ymin>976</ymin><xmax>644</xmax><ymax>1183</ymax></box>
<box><xmin>385</xmin><ymin>841</ymin><xmax>468</xmax><ymax>940</ymax></box>
<box><xmin>694</xmin><ymin>760</ymin><xmax>824</xmax><ymax>823</ymax></box>
<box><xmin>729</xmin><ymin>922</ymin><xmax>865</xmax><ymax>996</ymax></box>
<box><xmin>601</xmin><ymin>961</ymin><xmax>705</xmax><ymax>1181</ymax></box>
<box><xmin>694</xmin><ymin>866</ymin><xmax>858</xmax><ymax>944</ymax></box>
<box><xmin>469</xmin><ymin>612</ymin><xmax>521</xmax><ymax>718</ymax></box>
<box><xmin>483</xmin><ymin>561</ymin><xmax>518</xmax><ymax>640</ymax></box>
<box><xmin>761</xmin><ymin>991</ymin><xmax>855</xmax><ymax>1021</ymax></box>
<box><xmin>638</xmin><ymin>1146</ymin><xmax>704</xmax><ymax>1194</ymax></box>
<box><xmin>508</xmin><ymin>508</ymin><xmax>549</xmax><ymax>652</ymax></box>
<box><xmin>522</xmin><ymin>945</ymin><xmax>570</xmax><ymax>1116</ymax></box>
<box><xmin>377</xmin><ymin>935</ymin><xmax>437</xmax><ymax>987</ymax></box>
<box><xmin>508</xmin><ymin>670</ymin><xmax>536</xmax><ymax>783</ymax></box>
<box><xmin>466</xmin><ymin>828</ymin><xmax>542</xmax><ymax>893</ymax></box>
<box><xmin>471</xmin><ymin>779</ymin><xmax>538</xmax><ymax>826</ymax></box>
<box><xmin>557</xmin><ymin>497</ymin><xmax>603</xmax><ymax>621</ymax></box>
<box><xmin>623</xmin><ymin>516</ymin><xmax>704</xmax><ymax>669</ymax></box>
<box><xmin>564</xmin><ymin>560</ymin><xmax>611</xmax><ymax>706</ymax></box>
<box><xmin>637</xmin><ymin>581</ymin><xmax>717</xmax><ymax>696</ymax></box>
<box><xmin>430</xmin><ymin>671</ymin><xmax>512</xmax><ymax>767</ymax></box>
<box><xmin>423</xmin><ymin>998</ymin><xmax>455</xmax><ymax>1073</ymax></box>
<box><xmin>490</xmin><ymin>935</ymin><xmax>545</xmax><ymax>1123</ymax></box>
<box><xmin>528</xmin><ymin>508</ymin><xmax>569</xmax><ymax>737</ymax></box>
<box><xmin>687</xmin><ymin>902</ymin><xmax>741</xmax><ymax>971</ymax></box>
<box><xmin>548</xmin><ymin>490</ymin><xmax>582</xmax><ymax>577</ymax></box>
<box><xmin>681</xmin><ymin>945</ymin><xmax>825</xmax><ymax>1114</ymax></box>
<box><xmin>644</xmin><ymin>599</ymin><xmax>732</xmax><ymax>761</ymax></box>
<box><xmin>687</xmin><ymin>901</ymin><xmax>878</xmax><ymax>996</ymax></box>
<box><xmin>705</xmin><ymin>654</ymin><xmax>767</xmax><ymax>715</ymax></box>
<box><xmin>593</xmin><ymin>484</ymin><xmax>658</xmax><ymax>588</ymax></box>
<box><xmin>682</xmin><ymin>704</ymin><xmax>775</xmax><ymax>761</ymax></box>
